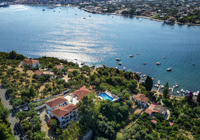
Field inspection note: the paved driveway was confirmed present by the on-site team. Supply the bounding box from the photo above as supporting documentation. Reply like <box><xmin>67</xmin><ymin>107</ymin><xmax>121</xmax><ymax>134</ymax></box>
<box><xmin>0</xmin><ymin>87</ymin><xmax>27</xmax><ymax>140</ymax></box>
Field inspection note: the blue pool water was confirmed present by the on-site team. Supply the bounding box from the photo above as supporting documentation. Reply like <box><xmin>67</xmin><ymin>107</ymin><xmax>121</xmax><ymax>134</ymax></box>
<box><xmin>99</xmin><ymin>93</ymin><xmax>114</xmax><ymax>101</ymax></box>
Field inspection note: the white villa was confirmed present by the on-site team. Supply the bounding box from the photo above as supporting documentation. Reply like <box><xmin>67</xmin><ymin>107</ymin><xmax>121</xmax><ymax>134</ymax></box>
<box><xmin>133</xmin><ymin>93</ymin><xmax>149</xmax><ymax>108</ymax></box>
<box><xmin>21</xmin><ymin>59</ymin><xmax>40</xmax><ymax>69</ymax></box>
<box><xmin>45</xmin><ymin>86</ymin><xmax>92</xmax><ymax>128</ymax></box>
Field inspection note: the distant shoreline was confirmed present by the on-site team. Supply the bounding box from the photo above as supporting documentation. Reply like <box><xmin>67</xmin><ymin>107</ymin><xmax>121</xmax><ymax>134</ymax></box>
<box><xmin>10</xmin><ymin>4</ymin><xmax>200</xmax><ymax>26</ymax></box>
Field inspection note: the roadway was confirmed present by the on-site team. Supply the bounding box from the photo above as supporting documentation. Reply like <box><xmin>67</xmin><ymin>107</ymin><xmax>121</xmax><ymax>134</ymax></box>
<box><xmin>0</xmin><ymin>85</ymin><xmax>28</xmax><ymax>140</ymax></box>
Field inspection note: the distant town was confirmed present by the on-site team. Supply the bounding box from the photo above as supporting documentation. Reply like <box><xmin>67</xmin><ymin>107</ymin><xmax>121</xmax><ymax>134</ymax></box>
<box><xmin>5</xmin><ymin>0</ymin><xmax>200</xmax><ymax>25</ymax></box>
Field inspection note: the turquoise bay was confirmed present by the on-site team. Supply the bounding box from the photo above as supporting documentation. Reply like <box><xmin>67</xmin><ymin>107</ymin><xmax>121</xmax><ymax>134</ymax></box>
<box><xmin>0</xmin><ymin>5</ymin><xmax>200</xmax><ymax>93</ymax></box>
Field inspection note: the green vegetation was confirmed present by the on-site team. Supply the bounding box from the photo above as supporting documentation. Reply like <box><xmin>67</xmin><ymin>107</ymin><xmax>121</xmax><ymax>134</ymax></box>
<box><xmin>16</xmin><ymin>107</ymin><xmax>46</xmax><ymax>140</ymax></box>
<box><xmin>0</xmin><ymin>98</ymin><xmax>16</xmax><ymax>140</ymax></box>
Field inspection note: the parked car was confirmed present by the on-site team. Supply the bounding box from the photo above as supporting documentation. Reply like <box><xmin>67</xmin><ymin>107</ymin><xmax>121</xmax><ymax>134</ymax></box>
<box><xmin>23</xmin><ymin>107</ymin><xmax>30</xmax><ymax>111</ymax></box>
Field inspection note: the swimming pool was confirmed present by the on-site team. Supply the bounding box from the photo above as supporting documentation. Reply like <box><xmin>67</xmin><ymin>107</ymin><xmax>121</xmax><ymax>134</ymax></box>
<box><xmin>98</xmin><ymin>93</ymin><xmax>114</xmax><ymax>101</ymax></box>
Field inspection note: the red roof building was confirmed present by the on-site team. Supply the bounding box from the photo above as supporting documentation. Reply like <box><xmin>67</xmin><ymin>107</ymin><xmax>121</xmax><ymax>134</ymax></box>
<box><xmin>34</xmin><ymin>70</ymin><xmax>43</xmax><ymax>76</ymax></box>
<box><xmin>134</xmin><ymin>93</ymin><xmax>149</xmax><ymax>107</ymax></box>
<box><xmin>21</xmin><ymin>59</ymin><xmax>40</xmax><ymax>69</ymax></box>
<box><xmin>67</xmin><ymin>68</ymin><xmax>80</xmax><ymax>73</ymax></box>
<box><xmin>51</xmin><ymin>103</ymin><xmax>77</xmax><ymax>118</ymax></box>
<box><xmin>21</xmin><ymin>59</ymin><xmax>39</xmax><ymax>65</ymax></box>
<box><xmin>169</xmin><ymin>122</ymin><xmax>173</xmax><ymax>126</ymax></box>
<box><xmin>145</xmin><ymin>104</ymin><xmax>167</xmax><ymax>116</ymax></box>
<box><xmin>46</xmin><ymin>96</ymin><xmax>68</xmax><ymax>109</ymax></box>
<box><xmin>151</xmin><ymin>120</ymin><xmax>157</xmax><ymax>125</ymax></box>
<box><xmin>54</xmin><ymin>65</ymin><xmax>64</xmax><ymax>70</ymax></box>
<box><xmin>71</xmin><ymin>86</ymin><xmax>91</xmax><ymax>100</ymax></box>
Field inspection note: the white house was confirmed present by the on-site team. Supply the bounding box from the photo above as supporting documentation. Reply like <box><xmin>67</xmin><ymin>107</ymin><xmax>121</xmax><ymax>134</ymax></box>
<box><xmin>46</xmin><ymin>96</ymin><xmax>68</xmax><ymax>115</ymax></box>
<box><xmin>133</xmin><ymin>93</ymin><xmax>149</xmax><ymax>108</ymax></box>
<box><xmin>45</xmin><ymin>87</ymin><xmax>92</xmax><ymax>128</ymax></box>
<box><xmin>51</xmin><ymin>103</ymin><xmax>78</xmax><ymax>128</ymax></box>
<box><xmin>21</xmin><ymin>59</ymin><xmax>40</xmax><ymax>69</ymax></box>
<box><xmin>46</xmin><ymin>96</ymin><xmax>79</xmax><ymax>128</ymax></box>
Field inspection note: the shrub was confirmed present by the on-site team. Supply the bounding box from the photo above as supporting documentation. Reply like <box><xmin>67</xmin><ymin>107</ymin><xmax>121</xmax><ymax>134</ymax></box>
<box><xmin>124</xmin><ymin>93</ymin><xmax>130</xmax><ymax>100</ymax></box>
<box><xmin>134</xmin><ymin>133</ymin><xmax>141</xmax><ymax>140</ymax></box>
<box><xmin>139</xmin><ymin>130</ymin><xmax>146</xmax><ymax>138</ymax></box>
<box><xmin>126</xmin><ymin>100</ymin><xmax>133</xmax><ymax>107</ymax></box>
<box><xmin>133</xmin><ymin>124</ymin><xmax>141</xmax><ymax>132</ymax></box>
<box><xmin>116</xmin><ymin>124</ymin><xmax>121</xmax><ymax>130</ymax></box>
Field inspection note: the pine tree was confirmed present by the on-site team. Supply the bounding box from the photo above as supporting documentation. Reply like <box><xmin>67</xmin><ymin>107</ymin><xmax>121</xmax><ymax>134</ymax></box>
<box><xmin>163</xmin><ymin>82</ymin><xmax>169</xmax><ymax>98</ymax></box>
<box><xmin>144</xmin><ymin>76</ymin><xmax>153</xmax><ymax>91</ymax></box>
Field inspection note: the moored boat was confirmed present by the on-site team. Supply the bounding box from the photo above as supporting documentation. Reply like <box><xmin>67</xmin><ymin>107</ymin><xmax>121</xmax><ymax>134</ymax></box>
<box><xmin>156</xmin><ymin>62</ymin><xmax>161</xmax><ymax>65</ymax></box>
<box><xmin>167</xmin><ymin>67</ymin><xmax>172</xmax><ymax>71</ymax></box>
<box><xmin>115</xmin><ymin>58</ymin><xmax>121</xmax><ymax>61</ymax></box>
<box><xmin>118</xmin><ymin>62</ymin><xmax>122</xmax><ymax>65</ymax></box>
<box><xmin>0</xmin><ymin>3</ymin><xmax>9</xmax><ymax>7</ymax></box>
<box><xmin>158</xmin><ymin>80</ymin><xmax>160</xmax><ymax>85</ymax></box>
<box><xmin>143</xmin><ymin>62</ymin><xmax>146</xmax><ymax>65</ymax></box>
<box><xmin>129</xmin><ymin>55</ymin><xmax>133</xmax><ymax>57</ymax></box>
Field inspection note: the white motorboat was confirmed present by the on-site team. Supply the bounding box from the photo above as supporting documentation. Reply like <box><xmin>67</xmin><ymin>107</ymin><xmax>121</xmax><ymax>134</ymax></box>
<box><xmin>129</xmin><ymin>55</ymin><xmax>133</xmax><ymax>57</ymax></box>
<box><xmin>136</xmin><ymin>72</ymin><xmax>142</xmax><ymax>75</ymax></box>
<box><xmin>167</xmin><ymin>67</ymin><xmax>172</xmax><ymax>71</ymax></box>
<box><xmin>156</xmin><ymin>62</ymin><xmax>161</xmax><ymax>65</ymax></box>
<box><xmin>143</xmin><ymin>74</ymin><xmax>146</xmax><ymax>77</ymax></box>
<box><xmin>181</xmin><ymin>89</ymin><xmax>184</xmax><ymax>93</ymax></box>
<box><xmin>177</xmin><ymin>91</ymin><xmax>180</xmax><ymax>94</ymax></box>
<box><xmin>173</xmin><ymin>86</ymin><xmax>175</xmax><ymax>89</ymax></box>
<box><xmin>115</xmin><ymin>58</ymin><xmax>121</xmax><ymax>61</ymax></box>
<box><xmin>175</xmin><ymin>83</ymin><xmax>178</xmax><ymax>88</ymax></box>
<box><xmin>118</xmin><ymin>62</ymin><xmax>122</xmax><ymax>65</ymax></box>
<box><xmin>160</xmin><ymin>85</ymin><xmax>164</xmax><ymax>89</ymax></box>
<box><xmin>154</xmin><ymin>84</ymin><xmax>159</xmax><ymax>88</ymax></box>
<box><xmin>158</xmin><ymin>80</ymin><xmax>160</xmax><ymax>85</ymax></box>
<box><xmin>123</xmin><ymin>67</ymin><xmax>125</xmax><ymax>70</ymax></box>
<box><xmin>152</xmin><ymin>78</ymin><xmax>154</xmax><ymax>81</ymax></box>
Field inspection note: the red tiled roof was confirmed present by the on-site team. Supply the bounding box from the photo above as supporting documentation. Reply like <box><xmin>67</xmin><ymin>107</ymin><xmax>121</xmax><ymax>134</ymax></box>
<box><xmin>134</xmin><ymin>93</ymin><xmax>149</xmax><ymax>103</ymax></box>
<box><xmin>54</xmin><ymin>65</ymin><xmax>64</xmax><ymax>70</ymax></box>
<box><xmin>43</xmin><ymin>71</ymin><xmax>54</xmax><ymax>75</ymax></box>
<box><xmin>169</xmin><ymin>122</ymin><xmax>173</xmax><ymax>126</ymax></box>
<box><xmin>21</xmin><ymin>59</ymin><xmax>39</xmax><ymax>65</ymax></box>
<box><xmin>34</xmin><ymin>70</ymin><xmax>43</xmax><ymax>76</ymax></box>
<box><xmin>145</xmin><ymin>104</ymin><xmax>159</xmax><ymax>114</ymax></box>
<box><xmin>151</xmin><ymin>120</ymin><xmax>157</xmax><ymax>124</ymax></box>
<box><xmin>71</xmin><ymin>86</ymin><xmax>91</xmax><ymax>100</ymax></box>
<box><xmin>68</xmin><ymin>68</ymin><xmax>80</xmax><ymax>73</ymax></box>
<box><xmin>46</xmin><ymin>96</ymin><xmax>68</xmax><ymax>108</ymax></box>
<box><xmin>51</xmin><ymin>103</ymin><xmax>77</xmax><ymax>118</ymax></box>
